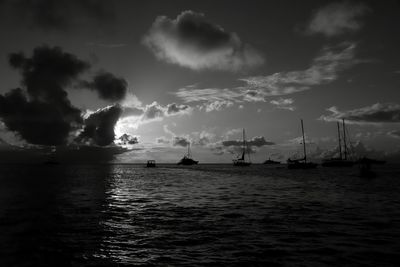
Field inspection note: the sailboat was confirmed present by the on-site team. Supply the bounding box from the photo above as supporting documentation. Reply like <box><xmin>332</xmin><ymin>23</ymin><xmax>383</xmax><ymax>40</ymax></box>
<box><xmin>177</xmin><ymin>143</ymin><xmax>199</xmax><ymax>165</ymax></box>
<box><xmin>233</xmin><ymin>129</ymin><xmax>251</xmax><ymax>166</ymax></box>
<box><xmin>263</xmin><ymin>156</ymin><xmax>280</xmax><ymax>165</ymax></box>
<box><xmin>322</xmin><ymin>119</ymin><xmax>354</xmax><ymax>167</ymax></box>
<box><xmin>287</xmin><ymin>119</ymin><xmax>317</xmax><ymax>169</ymax></box>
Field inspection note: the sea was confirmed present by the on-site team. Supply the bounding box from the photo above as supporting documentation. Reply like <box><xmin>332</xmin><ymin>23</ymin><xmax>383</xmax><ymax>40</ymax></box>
<box><xmin>0</xmin><ymin>163</ymin><xmax>399</xmax><ymax>266</ymax></box>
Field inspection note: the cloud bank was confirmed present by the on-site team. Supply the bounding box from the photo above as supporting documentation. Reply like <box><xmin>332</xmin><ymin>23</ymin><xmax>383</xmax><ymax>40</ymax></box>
<box><xmin>143</xmin><ymin>10</ymin><xmax>264</xmax><ymax>71</ymax></box>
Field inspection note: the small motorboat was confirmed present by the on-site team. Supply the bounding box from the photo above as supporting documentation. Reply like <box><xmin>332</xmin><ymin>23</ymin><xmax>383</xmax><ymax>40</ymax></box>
<box><xmin>146</xmin><ymin>160</ymin><xmax>156</xmax><ymax>167</ymax></box>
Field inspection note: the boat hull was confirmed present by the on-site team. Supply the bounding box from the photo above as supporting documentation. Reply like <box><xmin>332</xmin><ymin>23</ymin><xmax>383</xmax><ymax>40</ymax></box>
<box><xmin>177</xmin><ymin>159</ymin><xmax>199</xmax><ymax>165</ymax></box>
<box><xmin>263</xmin><ymin>160</ymin><xmax>280</xmax><ymax>165</ymax></box>
<box><xmin>233</xmin><ymin>161</ymin><xmax>251</xmax><ymax>166</ymax></box>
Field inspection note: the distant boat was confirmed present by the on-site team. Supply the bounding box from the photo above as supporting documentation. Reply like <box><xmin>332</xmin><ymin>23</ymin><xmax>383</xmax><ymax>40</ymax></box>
<box><xmin>263</xmin><ymin>157</ymin><xmax>280</xmax><ymax>165</ymax></box>
<box><xmin>146</xmin><ymin>160</ymin><xmax>156</xmax><ymax>167</ymax></box>
<box><xmin>177</xmin><ymin>143</ymin><xmax>198</xmax><ymax>165</ymax></box>
<box><xmin>287</xmin><ymin>119</ymin><xmax>317</xmax><ymax>169</ymax></box>
<box><xmin>322</xmin><ymin>119</ymin><xmax>354</xmax><ymax>167</ymax></box>
<box><xmin>233</xmin><ymin>128</ymin><xmax>251</xmax><ymax>166</ymax></box>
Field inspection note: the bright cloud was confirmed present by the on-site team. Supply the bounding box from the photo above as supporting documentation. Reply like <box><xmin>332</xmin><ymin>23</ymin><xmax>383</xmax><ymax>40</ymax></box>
<box><xmin>143</xmin><ymin>10</ymin><xmax>264</xmax><ymax>71</ymax></box>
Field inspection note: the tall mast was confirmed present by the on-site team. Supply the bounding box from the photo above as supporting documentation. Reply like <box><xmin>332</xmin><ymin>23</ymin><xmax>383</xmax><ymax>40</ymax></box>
<box><xmin>337</xmin><ymin>122</ymin><xmax>342</xmax><ymax>159</ymax></box>
<box><xmin>187</xmin><ymin>143</ymin><xmax>191</xmax><ymax>157</ymax></box>
<box><xmin>301</xmin><ymin>119</ymin><xmax>307</xmax><ymax>163</ymax></box>
<box><xmin>242</xmin><ymin>128</ymin><xmax>246</xmax><ymax>159</ymax></box>
<box><xmin>342</xmin><ymin>119</ymin><xmax>347</xmax><ymax>160</ymax></box>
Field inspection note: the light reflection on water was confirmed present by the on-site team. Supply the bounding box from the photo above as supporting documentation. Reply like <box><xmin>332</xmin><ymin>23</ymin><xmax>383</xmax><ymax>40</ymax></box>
<box><xmin>0</xmin><ymin>164</ymin><xmax>400</xmax><ymax>266</ymax></box>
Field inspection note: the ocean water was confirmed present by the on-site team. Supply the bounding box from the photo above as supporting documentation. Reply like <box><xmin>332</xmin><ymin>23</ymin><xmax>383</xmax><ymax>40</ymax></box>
<box><xmin>0</xmin><ymin>164</ymin><xmax>399</xmax><ymax>266</ymax></box>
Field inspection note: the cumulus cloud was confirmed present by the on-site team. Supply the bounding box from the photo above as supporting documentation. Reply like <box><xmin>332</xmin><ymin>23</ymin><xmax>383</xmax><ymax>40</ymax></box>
<box><xmin>143</xmin><ymin>10</ymin><xmax>264</xmax><ymax>71</ymax></box>
<box><xmin>173</xmin><ymin>42</ymin><xmax>358</xmax><ymax>110</ymax></box>
<box><xmin>0</xmin><ymin>46</ymin><xmax>89</xmax><ymax>146</ymax></box>
<box><xmin>270</xmin><ymin>98</ymin><xmax>295</xmax><ymax>111</ymax></box>
<box><xmin>77</xmin><ymin>105</ymin><xmax>122</xmax><ymax>146</ymax></box>
<box><xmin>0</xmin><ymin>45</ymin><xmax>132</xmax><ymax>147</ymax></box>
<box><xmin>117</xmin><ymin>133</ymin><xmax>139</xmax><ymax>145</ymax></box>
<box><xmin>142</xmin><ymin>101</ymin><xmax>191</xmax><ymax>121</ymax></box>
<box><xmin>308</xmin><ymin>2</ymin><xmax>370</xmax><ymax>37</ymax></box>
<box><xmin>155</xmin><ymin>127</ymin><xmax>216</xmax><ymax>149</ymax></box>
<box><xmin>81</xmin><ymin>71</ymin><xmax>128</xmax><ymax>102</ymax></box>
<box><xmin>167</xmin><ymin>103</ymin><xmax>191</xmax><ymax>115</ymax></box>
<box><xmin>191</xmin><ymin>130</ymin><xmax>216</xmax><ymax>146</ymax></box>
<box><xmin>173</xmin><ymin>136</ymin><xmax>190</xmax><ymax>147</ymax></box>
<box><xmin>320</xmin><ymin>103</ymin><xmax>400</xmax><ymax>124</ymax></box>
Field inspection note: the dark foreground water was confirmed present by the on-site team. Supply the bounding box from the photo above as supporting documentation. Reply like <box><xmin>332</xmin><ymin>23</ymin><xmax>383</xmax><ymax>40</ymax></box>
<box><xmin>0</xmin><ymin>164</ymin><xmax>399</xmax><ymax>266</ymax></box>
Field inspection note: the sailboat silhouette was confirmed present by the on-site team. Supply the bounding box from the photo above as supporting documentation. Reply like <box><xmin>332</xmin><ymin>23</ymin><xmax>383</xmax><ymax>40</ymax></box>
<box><xmin>177</xmin><ymin>143</ymin><xmax>199</xmax><ymax>165</ymax></box>
<box><xmin>233</xmin><ymin>129</ymin><xmax>251</xmax><ymax>166</ymax></box>
<box><xmin>322</xmin><ymin>119</ymin><xmax>354</xmax><ymax>167</ymax></box>
<box><xmin>287</xmin><ymin>119</ymin><xmax>317</xmax><ymax>169</ymax></box>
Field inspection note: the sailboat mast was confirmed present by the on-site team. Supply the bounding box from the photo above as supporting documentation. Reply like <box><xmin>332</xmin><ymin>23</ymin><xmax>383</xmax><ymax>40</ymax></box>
<box><xmin>337</xmin><ymin>122</ymin><xmax>342</xmax><ymax>159</ymax></box>
<box><xmin>342</xmin><ymin>119</ymin><xmax>347</xmax><ymax>160</ymax></box>
<box><xmin>301</xmin><ymin>119</ymin><xmax>307</xmax><ymax>163</ymax></box>
<box><xmin>187</xmin><ymin>143</ymin><xmax>191</xmax><ymax>157</ymax></box>
<box><xmin>243</xmin><ymin>128</ymin><xmax>245</xmax><ymax>154</ymax></box>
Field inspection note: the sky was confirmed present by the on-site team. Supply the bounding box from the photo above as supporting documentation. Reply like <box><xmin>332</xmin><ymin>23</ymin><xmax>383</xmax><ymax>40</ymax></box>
<box><xmin>0</xmin><ymin>0</ymin><xmax>399</xmax><ymax>163</ymax></box>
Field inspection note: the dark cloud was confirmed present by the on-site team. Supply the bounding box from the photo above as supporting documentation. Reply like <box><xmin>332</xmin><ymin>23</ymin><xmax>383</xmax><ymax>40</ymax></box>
<box><xmin>8</xmin><ymin>0</ymin><xmax>114</xmax><ymax>32</ymax></box>
<box><xmin>9</xmin><ymin>46</ymin><xmax>90</xmax><ymax>101</ymax></box>
<box><xmin>209</xmin><ymin>136</ymin><xmax>274</xmax><ymax>156</ymax></box>
<box><xmin>0</xmin><ymin>46</ymin><xmax>90</xmax><ymax>145</ymax></box>
<box><xmin>117</xmin><ymin>133</ymin><xmax>139</xmax><ymax>145</ymax></box>
<box><xmin>222</xmin><ymin>136</ymin><xmax>275</xmax><ymax>147</ymax></box>
<box><xmin>0</xmin><ymin>46</ymin><xmax>130</xmax><ymax>147</ymax></box>
<box><xmin>173</xmin><ymin>136</ymin><xmax>190</xmax><ymax>147</ymax></box>
<box><xmin>77</xmin><ymin>105</ymin><xmax>122</xmax><ymax>146</ymax></box>
<box><xmin>81</xmin><ymin>71</ymin><xmax>128</xmax><ymax>102</ymax></box>
<box><xmin>0</xmin><ymin>88</ymin><xmax>82</xmax><ymax>145</ymax></box>
<box><xmin>167</xmin><ymin>103</ymin><xmax>190</xmax><ymax>115</ymax></box>
<box><xmin>143</xmin><ymin>10</ymin><xmax>263</xmax><ymax>71</ymax></box>
<box><xmin>320</xmin><ymin>103</ymin><xmax>400</xmax><ymax>124</ymax></box>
